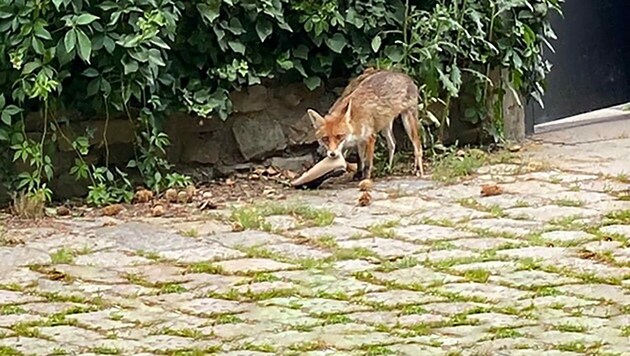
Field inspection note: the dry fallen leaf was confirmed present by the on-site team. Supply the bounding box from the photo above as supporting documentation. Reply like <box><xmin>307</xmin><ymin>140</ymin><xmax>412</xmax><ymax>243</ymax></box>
<box><xmin>480</xmin><ymin>184</ymin><xmax>503</xmax><ymax>197</ymax></box>
<box><xmin>357</xmin><ymin>191</ymin><xmax>372</xmax><ymax>207</ymax></box>
<box><xmin>101</xmin><ymin>204</ymin><xmax>124</xmax><ymax>216</ymax></box>
<box><xmin>358</xmin><ymin>179</ymin><xmax>373</xmax><ymax>192</ymax></box>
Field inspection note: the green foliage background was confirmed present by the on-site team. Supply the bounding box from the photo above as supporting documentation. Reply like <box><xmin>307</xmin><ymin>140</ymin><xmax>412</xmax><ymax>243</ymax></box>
<box><xmin>0</xmin><ymin>0</ymin><xmax>562</xmax><ymax>205</ymax></box>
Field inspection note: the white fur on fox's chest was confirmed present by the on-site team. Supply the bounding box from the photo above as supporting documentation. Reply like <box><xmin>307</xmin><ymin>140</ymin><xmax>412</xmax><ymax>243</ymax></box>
<box><xmin>344</xmin><ymin>126</ymin><xmax>373</xmax><ymax>146</ymax></box>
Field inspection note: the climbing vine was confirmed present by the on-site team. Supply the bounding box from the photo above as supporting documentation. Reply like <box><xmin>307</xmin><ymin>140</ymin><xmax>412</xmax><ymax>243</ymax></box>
<box><xmin>0</xmin><ymin>0</ymin><xmax>562</xmax><ymax>206</ymax></box>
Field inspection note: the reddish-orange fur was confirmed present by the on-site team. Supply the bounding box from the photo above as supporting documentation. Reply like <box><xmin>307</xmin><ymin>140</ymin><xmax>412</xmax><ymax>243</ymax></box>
<box><xmin>307</xmin><ymin>68</ymin><xmax>424</xmax><ymax>179</ymax></box>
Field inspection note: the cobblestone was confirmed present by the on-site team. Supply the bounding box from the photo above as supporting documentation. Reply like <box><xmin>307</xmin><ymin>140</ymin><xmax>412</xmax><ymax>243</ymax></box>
<box><xmin>2</xmin><ymin>146</ymin><xmax>630</xmax><ymax>355</ymax></box>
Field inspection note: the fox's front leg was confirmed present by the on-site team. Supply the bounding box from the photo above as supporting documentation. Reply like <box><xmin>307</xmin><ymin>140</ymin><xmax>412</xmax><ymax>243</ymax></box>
<box><xmin>364</xmin><ymin>135</ymin><xmax>377</xmax><ymax>179</ymax></box>
<box><xmin>353</xmin><ymin>142</ymin><xmax>366</xmax><ymax>181</ymax></box>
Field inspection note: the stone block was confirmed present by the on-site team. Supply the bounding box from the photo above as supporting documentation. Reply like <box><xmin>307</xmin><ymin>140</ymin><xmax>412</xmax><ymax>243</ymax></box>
<box><xmin>180</xmin><ymin>132</ymin><xmax>221</xmax><ymax>165</ymax></box>
<box><xmin>230</xmin><ymin>85</ymin><xmax>269</xmax><ymax>113</ymax></box>
<box><xmin>57</xmin><ymin>119</ymin><xmax>135</xmax><ymax>152</ymax></box>
<box><xmin>267</xmin><ymin>154</ymin><xmax>314</xmax><ymax>172</ymax></box>
<box><xmin>232</xmin><ymin>113</ymin><xmax>286</xmax><ymax>160</ymax></box>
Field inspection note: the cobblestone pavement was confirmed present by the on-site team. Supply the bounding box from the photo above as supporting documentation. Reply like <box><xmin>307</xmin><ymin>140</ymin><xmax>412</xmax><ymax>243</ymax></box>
<box><xmin>1</xmin><ymin>142</ymin><xmax>630</xmax><ymax>355</ymax></box>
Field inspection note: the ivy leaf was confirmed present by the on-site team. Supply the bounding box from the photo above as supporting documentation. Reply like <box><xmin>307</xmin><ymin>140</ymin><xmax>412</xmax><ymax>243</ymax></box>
<box><xmin>76</xmin><ymin>29</ymin><xmax>92</xmax><ymax>62</ymax></box>
<box><xmin>22</xmin><ymin>61</ymin><xmax>41</xmax><ymax>74</ymax></box>
<box><xmin>1</xmin><ymin>112</ymin><xmax>11</xmax><ymax>126</ymax></box>
<box><xmin>82</xmin><ymin>68</ymin><xmax>99</xmax><ymax>77</ymax></box>
<box><xmin>122</xmin><ymin>59</ymin><xmax>138</xmax><ymax>74</ymax></box>
<box><xmin>293</xmin><ymin>60</ymin><xmax>307</xmax><ymax>77</ymax></box>
<box><xmin>304</xmin><ymin>76</ymin><xmax>321</xmax><ymax>90</ymax></box>
<box><xmin>346</xmin><ymin>8</ymin><xmax>364</xmax><ymax>28</ymax></box>
<box><xmin>255</xmin><ymin>19</ymin><xmax>273</xmax><ymax>42</ymax></box>
<box><xmin>196</xmin><ymin>2</ymin><xmax>221</xmax><ymax>24</ymax></box>
<box><xmin>87</xmin><ymin>78</ymin><xmax>101</xmax><ymax>97</ymax></box>
<box><xmin>324</xmin><ymin>33</ymin><xmax>347</xmax><ymax>53</ymax></box>
<box><xmin>75</xmin><ymin>13</ymin><xmax>99</xmax><ymax>26</ymax></box>
<box><xmin>371</xmin><ymin>35</ymin><xmax>382</xmax><ymax>53</ymax></box>
<box><xmin>293</xmin><ymin>45</ymin><xmax>309</xmax><ymax>60</ymax></box>
<box><xmin>0</xmin><ymin>94</ymin><xmax>5</xmax><ymax>109</ymax></box>
<box><xmin>437</xmin><ymin>68</ymin><xmax>458</xmax><ymax>97</ymax></box>
<box><xmin>2</xmin><ymin>105</ymin><xmax>22</xmax><ymax>116</ymax></box>
<box><xmin>103</xmin><ymin>36</ymin><xmax>115</xmax><ymax>54</ymax></box>
<box><xmin>150</xmin><ymin>37</ymin><xmax>171</xmax><ymax>50</ymax></box>
<box><xmin>64</xmin><ymin>29</ymin><xmax>77</xmax><ymax>53</ymax></box>
<box><xmin>51</xmin><ymin>0</ymin><xmax>63</xmax><ymax>10</ymax></box>
<box><xmin>225</xmin><ymin>18</ymin><xmax>245</xmax><ymax>35</ymax></box>
<box><xmin>450</xmin><ymin>65</ymin><xmax>462</xmax><ymax>93</ymax></box>
<box><xmin>148</xmin><ymin>49</ymin><xmax>165</xmax><ymax>67</ymax></box>
<box><xmin>31</xmin><ymin>37</ymin><xmax>45</xmax><ymax>55</ymax></box>
<box><xmin>384</xmin><ymin>45</ymin><xmax>403</xmax><ymax>62</ymax></box>
<box><xmin>227</xmin><ymin>41</ymin><xmax>246</xmax><ymax>54</ymax></box>
<box><xmin>34</xmin><ymin>25</ymin><xmax>52</xmax><ymax>40</ymax></box>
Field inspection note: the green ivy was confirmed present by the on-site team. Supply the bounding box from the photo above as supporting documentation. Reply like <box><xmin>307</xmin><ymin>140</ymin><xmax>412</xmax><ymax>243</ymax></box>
<box><xmin>0</xmin><ymin>0</ymin><xmax>562</xmax><ymax>205</ymax></box>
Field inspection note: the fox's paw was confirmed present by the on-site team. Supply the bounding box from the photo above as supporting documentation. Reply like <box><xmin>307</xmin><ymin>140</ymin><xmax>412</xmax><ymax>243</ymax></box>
<box><xmin>352</xmin><ymin>171</ymin><xmax>365</xmax><ymax>181</ymax></box>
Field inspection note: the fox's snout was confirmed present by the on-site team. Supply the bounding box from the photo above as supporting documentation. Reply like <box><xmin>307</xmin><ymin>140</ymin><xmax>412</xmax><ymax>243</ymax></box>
<box><xmin>327</xmin><ymin>151</ymin><xmax>339</xmax><ymax>158</ymax></box>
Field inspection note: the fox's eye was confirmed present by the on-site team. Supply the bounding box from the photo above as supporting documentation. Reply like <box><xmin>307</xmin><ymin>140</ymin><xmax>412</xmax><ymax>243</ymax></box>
<box><xmin>321</xmin><ymin>137</ymin><xmax>329</xmax><ymax>144</ymax></box>
<box><xmin>335</xmin><ymin>135</ymin><xmax>345</xmax><ymax>141</ymax></box>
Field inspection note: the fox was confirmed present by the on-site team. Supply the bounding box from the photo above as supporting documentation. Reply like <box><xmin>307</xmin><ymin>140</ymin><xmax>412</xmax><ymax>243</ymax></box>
<box><xmin>307</xmin><ymin>68</ymin><xmax>424</xmax><ymax>180</ymax></box>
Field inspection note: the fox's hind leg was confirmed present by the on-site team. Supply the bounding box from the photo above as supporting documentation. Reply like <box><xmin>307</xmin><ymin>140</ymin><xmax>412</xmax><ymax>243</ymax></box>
<box><xmin>401</xmin><ymin>108</ymin><xmax>424</xmax><ymax>177</ymax></box>
<box><xmin>382</xmin><ymin>122</ymin><xmax>396</xmax><ymax>173</ymax></box>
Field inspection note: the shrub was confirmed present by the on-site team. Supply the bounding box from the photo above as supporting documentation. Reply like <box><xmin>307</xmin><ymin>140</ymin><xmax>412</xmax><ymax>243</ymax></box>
<box><xmin>0</xmin><ymin>0</ymin><xmax>562</xmax><ymax>205</ymax></box>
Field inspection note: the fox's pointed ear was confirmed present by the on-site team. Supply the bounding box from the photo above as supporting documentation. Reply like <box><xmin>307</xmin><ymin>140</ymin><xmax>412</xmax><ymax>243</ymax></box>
<box><xmin>307</xmin><ymin>109</ymin><xmax>325</xmax><ymax>129</ymax></box>
<box><xmin>344</xmin><ymin>99</ymin><xmax>352</xmax><ymax>125</ymax></box>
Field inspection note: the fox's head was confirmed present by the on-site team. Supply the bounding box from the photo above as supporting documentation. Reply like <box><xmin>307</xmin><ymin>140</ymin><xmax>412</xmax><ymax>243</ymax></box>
<box><xmin>307</xmin><ymin>100</ymin><xmax>353</xmax><ymax>159</ymax></box>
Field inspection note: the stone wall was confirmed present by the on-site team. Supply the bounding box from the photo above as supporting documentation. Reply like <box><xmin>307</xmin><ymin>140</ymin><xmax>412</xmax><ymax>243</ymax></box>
<box><xmin>165</xmin><ymin>82</ymin><xmax>337</xmax><ymax>173</ymax></box>
<box><xmin>2</xmin><ymin>81</ymin><xmax>340</xmax><ymax>201</ymax></box>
